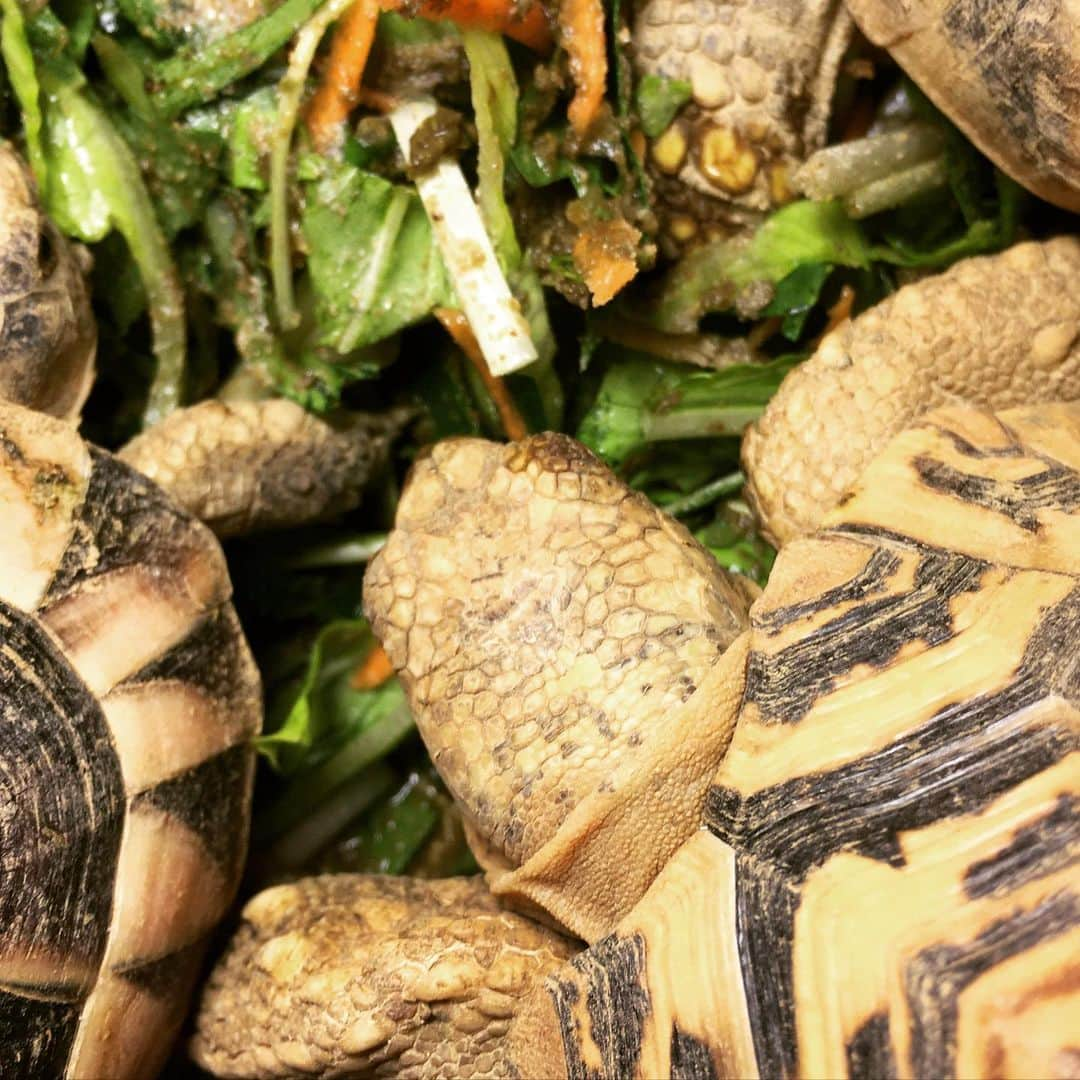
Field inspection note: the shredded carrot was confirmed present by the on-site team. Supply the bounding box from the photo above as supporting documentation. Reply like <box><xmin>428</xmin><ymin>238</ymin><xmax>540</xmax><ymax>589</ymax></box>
<box><xmin>306</xmin><ymin>0</ymin><xmax>381</xmax><ymax>153</ymax></box>
<box><xmin>350</xmin><ymin>642</ymin><xmax>395</xmax><ymax>690</ymax></box>
<box><xmin>571</xmin><ymin>217</ymin><xmax>640</xmax><ymax>306</ymax></box>
<box><xmin>747</xmin><ymin>316</ymin><xmax>782</xmax><ymax>350</ymax></box>
<box><xmin>560</xmin><ymin>0</ymin><xmax>607</xmax><ymax>136</ymax></box>
<box><xmin>416</xmin><ymin>0</ymin><xmax>552</xmax><ymax>51</ymax></box>
<box><xmin>817</xmin><ymin>284</ymin><xmax>856</xmax><ymax>342</ymax></box>
<box><xmin>307</xmin><ymin>0</ymin><xmax>551</xmax><ymax>153</ymax></box>
<box><xmin>435</xmin><ymin>307</ymin><xmax>529</xmax><ymax>441</ymax></box>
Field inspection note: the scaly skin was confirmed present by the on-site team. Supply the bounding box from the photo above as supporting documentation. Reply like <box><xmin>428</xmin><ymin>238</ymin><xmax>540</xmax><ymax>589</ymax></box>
<box><xmin>190</xmin><ymin>876</ymin><xmax>576</xmax><ymax>1079</ymax></box>
<box><xmin>0</xmin><ymin>142</ymin><xmax>96</xmax><ymax>421</ymax></box>
<box><xmin>119</xmin><ymin>399</ymin><xmax>400</xmax><ymax>538</ymax></box>
<box><xmin>633</xmin><ymin>0</ymin><xmax>852</xmax><ymax>234</ymax></box>
<box><xmin>363</xmin><ymin>434</ymin><xmax>755</xmax><ymax>941</ymax></box>
<box><xmin>742</xmin><ymin>236</ymin><xmax>1080</xmax><ymax>546</ymax></box>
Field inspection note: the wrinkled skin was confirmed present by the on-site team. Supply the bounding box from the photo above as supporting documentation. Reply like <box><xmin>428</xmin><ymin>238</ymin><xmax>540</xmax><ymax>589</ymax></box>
<box><xmin>0</xmin><ymin>142</ymin><xmax>96</xmax><ymax>421</ymax></box>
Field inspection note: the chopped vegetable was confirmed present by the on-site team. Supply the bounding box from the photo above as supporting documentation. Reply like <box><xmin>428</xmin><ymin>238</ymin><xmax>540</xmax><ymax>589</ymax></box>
<box><xmin>572</xmin><ymin>216</ymin><xmax>642</xmax><ymax>305</ymax></box>
<box><xmin>389</xmin><ymin>96</ymin><xmax>538</xmax><ymax>376</ymax></box>
<box><xmin>306</xmin><ymin>0</ymin><xmax>380</xmax><ymax>154</ymax></box>
<box><xmin>1</xmin><ymin>0</ymin><xmax>46</xmax><ymax>185</ymax></box>
<box><xmin>635</xmin><ymin>73</ymin><xmax>691</xmax><ymax>139</ymax></box>
<box><xmin>560</xmin><ymin>0</ymin><xmax>607</xmax><ymax>136</ymax></box>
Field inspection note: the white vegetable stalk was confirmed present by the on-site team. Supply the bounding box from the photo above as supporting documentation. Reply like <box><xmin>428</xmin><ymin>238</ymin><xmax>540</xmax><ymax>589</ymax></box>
<box><xmin>389</xmin><ymin>98</ymin><xmax>538</xmax><ymax>377</ymax></box>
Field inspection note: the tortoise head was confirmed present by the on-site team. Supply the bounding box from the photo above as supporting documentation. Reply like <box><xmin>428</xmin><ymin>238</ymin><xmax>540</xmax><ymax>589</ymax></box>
<box><xmin>363</xmin><ymin>433</ymin><xmax>756</xmax><ymax>940</ymax></box>
<box><xmin>0</xmin><ymin>142</ymin><xmax>96</xmax><ymax>421</ymax></box>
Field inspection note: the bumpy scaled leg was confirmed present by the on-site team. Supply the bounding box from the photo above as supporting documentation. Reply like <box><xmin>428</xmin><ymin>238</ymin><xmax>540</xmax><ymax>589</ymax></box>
<box><xmin>191</xmin><ymin>875</ymin><xmax>576</xmax><ymax>1079</ymax></box>
<box><xmin>119</xmin><ymin>400</ymin><xmax>402</xmax><ymax>537</ymax></box>
<box><xmin>364</xmin><ymin>434</ymin><xmax>754</xmax><ymax>941</ymax></box>
<box><xmin>634</xmin><ymin>0</ymin><xmax>852</xmax><ymax>229</ymax></box>
<box><xmin>742</xmin><ymin>237</ymin><xmax>1080</xmax><ymax>546</ymax></box>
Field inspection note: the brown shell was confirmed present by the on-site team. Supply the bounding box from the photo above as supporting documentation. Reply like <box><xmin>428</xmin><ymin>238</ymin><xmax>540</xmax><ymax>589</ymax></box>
<box><xmin>0</xmin><ymin>402</ymin><xmax>261</xmax><ymax>1079</ymax></box>
<box><xmin>510</xmin><ymin>402</ymin><xmax>1080</xmax><ymax>1079</ymax></box>
<box><xmin>845</xmin><ymin>0</ymin><xmax>1080</xmax><ymax>212</ymax></box>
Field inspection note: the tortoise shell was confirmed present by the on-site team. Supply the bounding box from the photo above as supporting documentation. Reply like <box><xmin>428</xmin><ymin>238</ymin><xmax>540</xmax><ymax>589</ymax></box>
<box><xmin>512</xmin><ymin>402</ymin><xmax>1080</xmax><ymax>1079</ymax></box>
<box><xmin>0</xmin><ymin>402</ymin><xmax>261</xmax><ymax>1078</ymax></box>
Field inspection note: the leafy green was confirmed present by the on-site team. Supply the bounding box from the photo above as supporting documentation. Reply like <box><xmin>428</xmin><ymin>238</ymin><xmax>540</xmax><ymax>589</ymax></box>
<box><xmin>695</xmin><ymin>503</ymin><xmax>776</xmax><ymax>585</ymax></box>
<box><xmin>227</xmin><ymin>86</ymin><xmax>276</xmax><ymax>190</ymax></box>
<box><xmin>257</xmin><ymin>619</ymin><xmax>410</xmax><ymax>774</ymax></box>
<box><xmin>302</xmin><ymin>160</ymin><xmax>454</xmax><ymax>352</ymax></box>
<box><xmin>648</xmin><ymin>199</ymin><xmax>870</xmax><ymax>333</ymax></box>
<box><xmin>1</xmin><ymin>0</ymin><xmax>47</xmax><ymax>184</ymax></box>
<box><xmin>38</xmin><ymin>60</ymin><xmax>186</xmax><ymax>422</ymax></box>
<box><xmin>577</xmin><ymin>351</ymin><xmax>798</xmax><ymax>468</ymax></box>
<box><xmin>149</xmin><ymin>0</ymin><xmax>328</xmax><ymax>117</ymax></box>
<box><xmin>761</xmin><ymin>261</ymin><xmax>832</xmax><ymax>341</ymax></box>
<box><xmin>635</xmin><ymin>73</ymin><xmax>691</xmax><ymax>138</ymax></box>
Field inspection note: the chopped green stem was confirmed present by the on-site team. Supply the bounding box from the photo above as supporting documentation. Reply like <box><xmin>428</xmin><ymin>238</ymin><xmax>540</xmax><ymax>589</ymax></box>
<box><xmin>284</xmin><ymin>532</ymin><xmax>388</xmax><ymax>568</ymax></box>
<box><xmin>795</xmin><ymin>123</ymin><xmax>944</xmax><ymax>201</ymax></box>
<box><xmin>846</xmin><ymin>156</ymin><xmax>949</xmax><ymax>219</ymax></box>
<box><xmin>151</xmin><ymin>0</ymin><xmax>328</xmax><ymax>117</ymax></box>
<box><xmin>270</xmin><ymin>0</ymin><xmax>353</xmax><ymax>331</ymax></box>
<box><xmin>642</xmin><ymin>404</ymin><xmax>766</xmax><ymax>443</ymax></box>
<box><xmin>91</xmin><ymin>33</ymin><xmax>154</xmax><ymax>120</ymax></box>
<box><xmin>1</xmin><ymin>0</ymin><xmax>47</xmax><ymax>185</ymax></box>
<box><xmin>263</xmin><ymin>762</ymin><xmax>396</xmax><ymax>867</ymax></box>
<box><xmin>663</xmin><ymin>471</ymin><xmax>745</xmax><ymax>518</ymax></box>
<box><xmin>264</xmin><ymin>703</ymin><xmax>416</xmax><ymax>837</ymax></box>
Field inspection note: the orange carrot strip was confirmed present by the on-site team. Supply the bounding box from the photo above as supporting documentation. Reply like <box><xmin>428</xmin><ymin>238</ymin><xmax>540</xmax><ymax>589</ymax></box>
<box><xmin>435</xmin><ymin>307</ymin><xmax>529</xmax><ymax>441</ymax></box>
<box><xmin>416</xmin><ymin>0</ymin><xmax>552</xmax><ymax>52</ymax></box>
<box><xmin>819</xmin><ymin>283</ymin><xmax>856</xmax><ymax>341</ymax></box>
<box><xmin>306</xmin><ymin>0</ymin><xmax>381</xmax><ymax>153</ymax></box>
<box><xmin>350</xmin><ymin>642</ymin><xmax>395</xmax><ymax>689</ymax></box>
<box><xmin>560</xmin><ymin>0</ymin><xmax>606</xmax><ymax>136</ymax></box>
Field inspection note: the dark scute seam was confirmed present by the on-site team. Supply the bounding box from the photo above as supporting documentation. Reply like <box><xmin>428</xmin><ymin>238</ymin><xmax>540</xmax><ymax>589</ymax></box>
<box><xmin>845</xmin><ymin>1012</ymin><xmax>898</xmax><ymax>1080</ymax></box>
<box><xmin>736</xmin><ymin>852</ymin><xmax>799</xmax><ymax>1079</ymax></box>
<box><xmin>113</xmin><ymin>938</ymin><xmax>205</xmax><ymax>998</ymax></box>
<box><xmin>744</xmin><ymin>551</ymin><xmax>987</xmax><ymax>726</ymax></box>
<box><xmin>754</xmin><ymin>548</ymin><xmax>903</xmax><ymax>634</ymax></box>
<box><xmin>0</xmin><ymin>989</ymin><xmax>81</xmax><ymax>1080</ymax></box>
<box><xmin>912</xmin><ymin>455</ymin><xmax>1080</xmax><ymax>533</ymax></box>
<box><xmin>963</xmin><ymin>794</ymin><xmax>1079</xmax><ymax>899</ymax></box>
<box><xmin>906</xmin><ymin>890</ymin><xmax>1080</xmax><ymax>1078</ymax></box>
<box><xmin>130</xmin><ymin>743</ymin><xmax>250</xmax><ymax>872</ymax></box>
<box><xmin>708</xmin><ymin>587</ymin><xmax>1080</xmax><ymax>878</ymax></box>
<box><xmin>670</xmin><ymin>1026</ymin><xmax>719</xmax><ymax>1079</ymax></box>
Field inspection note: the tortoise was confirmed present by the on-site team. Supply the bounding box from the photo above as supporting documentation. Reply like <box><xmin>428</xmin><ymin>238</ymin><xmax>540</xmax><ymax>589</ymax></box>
<box><xmin>191</xmin><ymin>243</ymin><xmax>1080</xmax><ymax>1077</ymax></box>
<box><xmin>0</xmin><ymin>144</ymin><xmax>403</xmax><ymax>1076</ymax></box>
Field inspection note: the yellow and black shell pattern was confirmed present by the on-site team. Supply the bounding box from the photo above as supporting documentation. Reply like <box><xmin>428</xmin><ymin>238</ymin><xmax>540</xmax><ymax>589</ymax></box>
<box><xmin>527</xmin><ymin>402</ymin><xmax>1079</xmax><ymax>1078</ymax></box>
<box><xmin>0</xmin><ymin>402</ymin><xmax>261</xmax><ymax>1079</ymax></box>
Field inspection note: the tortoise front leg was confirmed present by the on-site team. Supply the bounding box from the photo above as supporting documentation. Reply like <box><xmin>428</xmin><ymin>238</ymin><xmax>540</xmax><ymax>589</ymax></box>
<box><xmin>191</xmin><ymin>875</ymin><xmax>576</xmax><ymax>1078</ymax></box>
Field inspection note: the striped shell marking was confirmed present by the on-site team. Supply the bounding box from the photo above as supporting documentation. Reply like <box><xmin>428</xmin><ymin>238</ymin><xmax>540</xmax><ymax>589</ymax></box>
<box><xmin>520</xmin><ymin>403</ymin><xmax>1079</xmax><ymax>1079</ymax></box>
<box><xmin>0</xmin><ymin>403</ymin><xmax>261</xmax><ymax>1079</ymax></box>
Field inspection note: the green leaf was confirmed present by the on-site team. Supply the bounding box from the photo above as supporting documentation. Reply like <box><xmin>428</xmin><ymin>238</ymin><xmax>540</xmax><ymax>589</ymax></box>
<box><xmin>257</xmin><ymin>619</ymin><xmax>408</xmax><ymax>774</ymax></box>
<box><xmin>761</xmin><ymin>261</ymin><xmax>832</xmax><ymax>341</ymax></box>
<box><xmin>302</xmin><ymin>160</ymin><xmax>454</xmax><ymax>352</ymax></box>
<box><xmin>694</xmin><ymin>504</ymin><xmax>776</xmax><ymax>585</ymax></box>
<box><xmin>1</xmin><ymin>0</ymin><xmax>47</xmax><ymax>185</ymax></box>
<box><xmin>634</xmin><ymin>73</ymin><xmax>691</xmax><ymax>138</ymax></box>
<box><xmin>227</xmin><ymin>85</ymin><xmax>276</xmax><ymax>190</ymax></box>
<box><xmin>39</xmin><ymin>63</ymin><xmax>185</xmax><ymax>422</ymax></box>
<box><xmin>648</xmin><ymin>199</ymin><xmax>870</xmax><ymax>333</ymax></box>
<box><xmin>577</xmin><ymin>351</ymin><xmax>798</xmax><ymax>468</ymax></box>
<box><xmin>149</xmin><ymin>0</ymin><xmax>327</xmax><ymax>117</ymax></box>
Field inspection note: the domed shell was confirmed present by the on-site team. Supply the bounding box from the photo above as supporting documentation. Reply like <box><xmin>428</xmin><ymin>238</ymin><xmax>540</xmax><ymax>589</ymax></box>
<box><xmin>516</xmin><ymin>402</ymin><xmax>1079</xmax><ymax>1079</ymax></box>
<box><xmin>0</xmin><ymin>402</ymin><xmax>261</xmax><ymax>1078</ymax></box>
